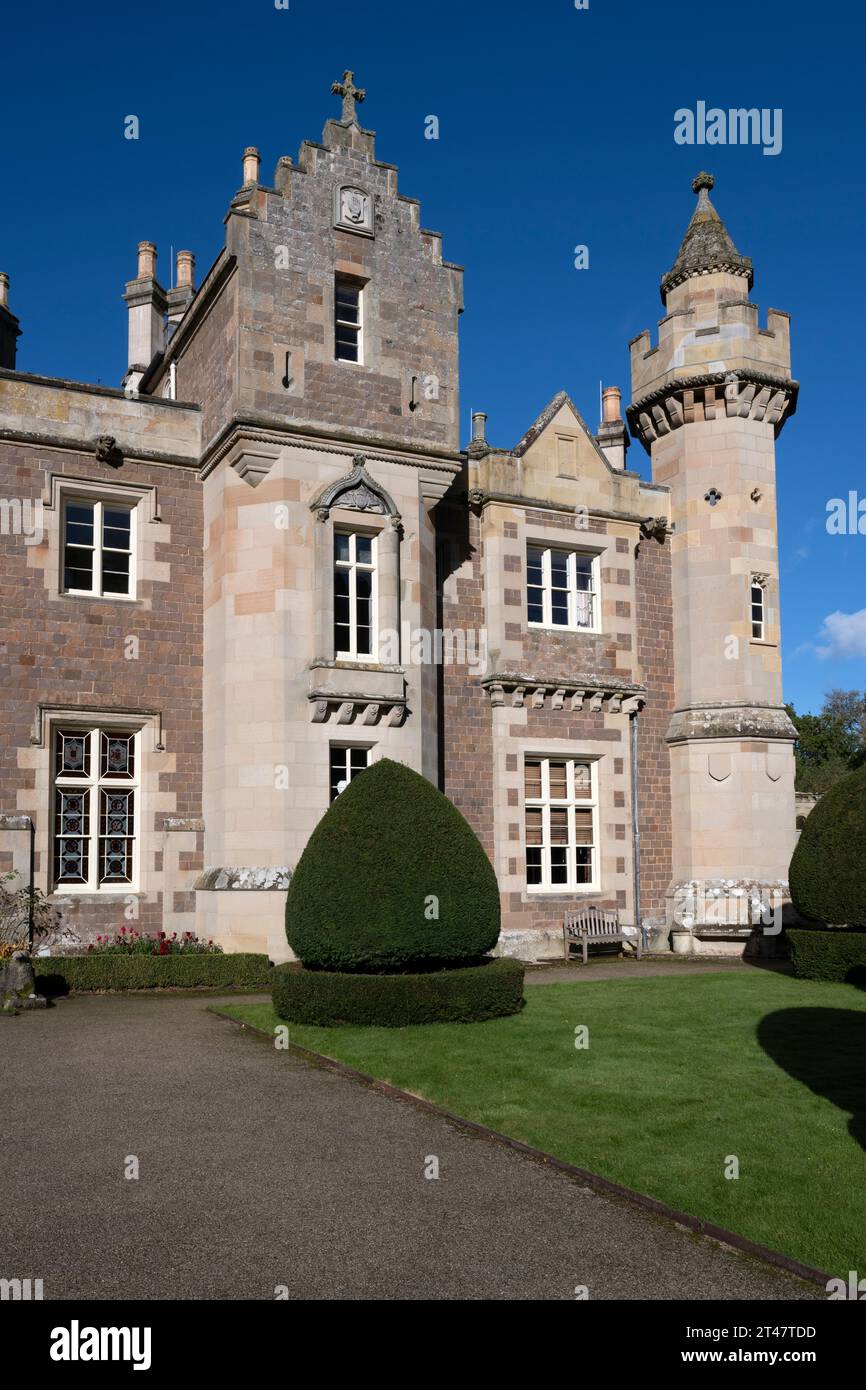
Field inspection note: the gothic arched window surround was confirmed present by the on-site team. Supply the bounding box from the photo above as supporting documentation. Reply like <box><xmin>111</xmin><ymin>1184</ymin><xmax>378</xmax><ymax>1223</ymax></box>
<box><xmin>310</xmin><ymin>456</ymin><xmax>402</xmax><ymax>667</ymax></box>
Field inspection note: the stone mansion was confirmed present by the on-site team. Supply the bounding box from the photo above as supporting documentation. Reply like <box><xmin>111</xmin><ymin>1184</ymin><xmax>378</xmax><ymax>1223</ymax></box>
<box><xmin>0</xmin><ymin>75</ymin><xmax>799</xmax><ymax>961</ymax></box>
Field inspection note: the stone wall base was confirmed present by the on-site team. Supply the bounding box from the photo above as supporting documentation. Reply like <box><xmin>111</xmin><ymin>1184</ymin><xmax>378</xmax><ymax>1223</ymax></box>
<box><xmin>195</xmin><ymin>889</ymin><xmax>293</xmax><ymax>964</ymax></box>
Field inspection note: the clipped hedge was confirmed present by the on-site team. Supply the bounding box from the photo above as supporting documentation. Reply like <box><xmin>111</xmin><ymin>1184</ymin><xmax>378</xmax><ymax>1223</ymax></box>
<box><xmin>285</xmin><ymin>758</ymin><xmax>501</xmax><ymax>973</ymax></box>
<box><xmin>35</xmin><ymin>953</ymin><xmax>273</xmax><ymax>995</ymax></box>
<box><xmin>789</xmin><ymin>763</ymin><xmax>866</xmax><ymax>927</ymax></box>
<box><xmin>272</xmin><ymin>956</ymin><xmax>525</xmax><ymax>1027</ymax></box>
<box><xmin>787</xmin><ymin>928</ymin><xmax>866</xmax><ymax>984</ymax></box>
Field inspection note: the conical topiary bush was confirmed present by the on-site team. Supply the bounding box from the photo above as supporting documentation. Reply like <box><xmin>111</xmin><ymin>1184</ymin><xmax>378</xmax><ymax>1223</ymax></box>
<box><xmin>285</xmin><ymin>758</ymin><xmax>501</xmax><ymax>973</ymax></box>
<box><xmin>789</xmin><ymin>763</ymin><xmax>866</xmax><ymax>927</ymax></box>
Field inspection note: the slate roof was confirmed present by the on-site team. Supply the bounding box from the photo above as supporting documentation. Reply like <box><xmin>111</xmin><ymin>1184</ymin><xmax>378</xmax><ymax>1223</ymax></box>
<box><xmin>660</xmin><ymin>172</ymin><xmax>753</xmax><ymax>300</ymax></box>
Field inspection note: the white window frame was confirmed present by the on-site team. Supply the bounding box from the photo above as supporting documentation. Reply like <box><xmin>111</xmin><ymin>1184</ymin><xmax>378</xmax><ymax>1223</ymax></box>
<box><xmin>61</xmin><ymin>497</ymin><xmax>137</xmax><ymax>600</ymax></box>
<box><xmin>750</xmin><ymin>578</ymin><xmax>766</xmax><ymax>641</ymax></box>
<box><xmin>329</xmin><ymin>744</ymin><xmax>372</xmax><ymax>801</ymax></box>
<box><xmin>334</xmin><ymin>529</ymin><xmax>378</xmax><ymax>661</ymax></box>
<box><xmin>334</xmin><ymin>277</ymin><xmax>363</xmax><ymax>365</ymax></box>
<box><xmin>51</xmin><ymin>726</ymin><xmax>141</xmax><ymax>894</ymax></box>
<box><xmin>527</xmin><ymin>544</ymin><xmax>600</xmax><ymax>633</ymax></box>
<box><xmin>524</xmin><ymin>756</ymin><xmax>600</xmax><ymax>894</ymax></box>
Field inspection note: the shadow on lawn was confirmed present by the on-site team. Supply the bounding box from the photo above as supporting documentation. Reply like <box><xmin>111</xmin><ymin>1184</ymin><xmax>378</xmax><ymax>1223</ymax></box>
<box><xmin>758</xmin><ymin>982</ymin><xmax>866</xmax><ymax>1155</ymax></box>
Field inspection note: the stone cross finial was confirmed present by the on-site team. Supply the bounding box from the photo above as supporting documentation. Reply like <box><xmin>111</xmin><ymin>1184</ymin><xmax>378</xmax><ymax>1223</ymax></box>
<box><xmin>332</xmin><ymin>69</ymin><xmax>366</xmax><ymax>124</ymax></box>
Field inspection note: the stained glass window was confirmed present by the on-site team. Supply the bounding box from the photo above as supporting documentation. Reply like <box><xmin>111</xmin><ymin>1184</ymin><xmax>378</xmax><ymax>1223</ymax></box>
<box><xmin>53</xmin><ymin>727</ymin><xmax>138</xmax><ymax>890</ymax></box>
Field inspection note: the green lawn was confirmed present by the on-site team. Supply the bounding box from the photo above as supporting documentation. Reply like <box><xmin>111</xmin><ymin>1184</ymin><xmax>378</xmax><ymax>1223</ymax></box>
<box><xmin>213</xmin><ymin>970</ymin><xmax>866</xmax><ymax>1276</ymax></box>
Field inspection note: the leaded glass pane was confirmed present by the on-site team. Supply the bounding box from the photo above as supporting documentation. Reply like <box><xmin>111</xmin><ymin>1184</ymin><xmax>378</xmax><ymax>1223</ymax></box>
<box><xmin>54</xmin><ymin>789</ymin><xmax>90</xmax><ymax>883</ymax></box>
<box><xmin>101</xmin><ymin>731</ymin><xmax>135</xmax><ymax>779</ymax></box>
<box><xmin>99</xmin><ymin>789</ymin><xmax>134</xmax><ymax>884</ymax></box>
<box><xmin>55</xmin><ymin>729</ymin><xmax>90</xmax><ymax>777</ymax></box>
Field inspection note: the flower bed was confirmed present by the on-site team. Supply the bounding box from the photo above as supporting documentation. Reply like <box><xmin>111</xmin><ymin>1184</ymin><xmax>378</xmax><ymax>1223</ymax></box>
<box><xmin>88</xmin><ymin>929</ymin><xmax>223</xmax><ymax>956</ymax></box>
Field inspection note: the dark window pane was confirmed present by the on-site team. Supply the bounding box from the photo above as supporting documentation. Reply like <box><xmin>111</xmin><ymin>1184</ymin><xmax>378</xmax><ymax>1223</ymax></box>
<box><xmin>526</xmin><ymin>847</ymin><xmax>542</xmax><ymax>885</ymax></box>
<box><xmin>335</xmin><ymin>533</ymin><xmax>351</xmax><ymax>564</ymax></box>
<box><xmin>103</xmin><ymin>509</ymin><xmax>131</xmax><ymax>547</ymax></box>
<box><xmin>334</xmin><ymin>622</ymin><xmax>351</xmax><ymax>651</ymax></box>
<box><xmin>550</xmin><ymin>551</ymin><xmax>569</xmax><ymax>584</ymax></box>
<box><xmin>335</xmin><ymin>284</ymin><xmax>360</xmax><ymax>323</ymax></box>
<box><xmin>66</xmin><ymin>503</ymin><xmax>94</xmax><ymax>537</ymax></box>
<box><xmin>356</xmin><ymin>536</ymin><xmax>372</xmax><ymax>565</ymax></box>
<box><xmin>550</xmin><ymin>848</ymin><xmax>568</xmax><ymax>883</ymax></box>
<box><xmin>356</xmin><ymin>571</ymin><xmax>372</xmax><ymax>599</ymax></box>
<box><xmin>102</xmin><ymin>554</ymin><xmax>130</xmax><ymax>594</ymax></box>
<box><xmin>350</xmin><ymin>748</ymin><xmax>368</xmax><ymax>774</ymax></box>
<box><xmin>356</xmin><ymin>626</ymin><xmax>372</xmax><ymax>655</ymax></box>
<box><xmin>551</xmin><ymin>595</ymin><xmax>569</xmax><ymax>625</ymax></box>
<box><xmin>575</xmin><ymin>847</ymin><xmax>592</xmax><ymax>882</ymax></box>
<box><xmin>65</xmin><ymin>521</ymin><xmax>94</xmax><ymax>547</ymax></box>
<box><xmin>64</xmin><ymin>546</ymin><xmax>94</xmax><ymax>590</ymax></box>
<box><xmin>527</xmin><ymin>591</ymin><xmax>543</xmax><ymax>624</ymax></box>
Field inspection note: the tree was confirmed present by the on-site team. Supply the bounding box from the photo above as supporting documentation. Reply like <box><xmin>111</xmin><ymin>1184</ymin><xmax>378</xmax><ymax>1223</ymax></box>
<box><xmin>789</xmin><ymin>764</ymin><xmax>866</xmax><ymax>927</ymax></box>
<box><xmin>285</xmin><ymin>758</ymin><xmax>501</xmax><ymax>973</ymax></box>
<box><xmin>786</xmin><ymin>689</ymin><xmax>866</xmax><ymax>796</ymax></box>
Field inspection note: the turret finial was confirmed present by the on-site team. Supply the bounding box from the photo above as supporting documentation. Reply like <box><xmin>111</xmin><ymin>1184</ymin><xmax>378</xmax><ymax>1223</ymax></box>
<box><xmin>692</xmin><ymin>171</ymin><xmax>715</xmax><ymax>195</ymax></box>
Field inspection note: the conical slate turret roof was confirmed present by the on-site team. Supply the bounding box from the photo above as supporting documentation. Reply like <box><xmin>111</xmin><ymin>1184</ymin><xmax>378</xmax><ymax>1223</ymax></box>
<box><xmin>660</xmin><ymin>172</ymin><xmax>753</xmax><ymax>300</ymax></box>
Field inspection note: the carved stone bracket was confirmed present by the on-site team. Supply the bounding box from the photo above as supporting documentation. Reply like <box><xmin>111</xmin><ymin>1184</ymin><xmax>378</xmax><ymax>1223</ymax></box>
<box><xmin>309</xmin><ymin>695</ymin><xmax>407</xmax><ymax>726</ymax></box>
<box><xmin>482</xmin><ymin>674</ymin><xmax>646</xmax><ymax>714</ymax></box>
<box><xmin>628</xmin><ymin>371</ymin><xmax>798</xmax><ymax>449</ymax></box>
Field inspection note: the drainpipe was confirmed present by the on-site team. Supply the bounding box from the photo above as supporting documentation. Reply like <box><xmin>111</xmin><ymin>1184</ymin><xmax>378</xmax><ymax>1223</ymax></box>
<box><xmin>629</xmin><ymin>713</ymin><xmax>643</xmax><ymax>951</ymax></box>
<box><xmin>27</xmin><ymin>817</ymin><xmax>35</xmax><ymax>953</ymax></box>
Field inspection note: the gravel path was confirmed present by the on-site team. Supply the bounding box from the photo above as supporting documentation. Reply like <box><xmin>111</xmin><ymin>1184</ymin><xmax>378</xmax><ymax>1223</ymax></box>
<box><xmin>0</xmin><ymin>992</ymin><xmax>816</xmax><ymax>1301</ymax></box>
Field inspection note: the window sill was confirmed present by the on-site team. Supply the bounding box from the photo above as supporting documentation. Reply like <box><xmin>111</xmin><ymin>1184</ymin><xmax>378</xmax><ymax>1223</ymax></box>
<box><xmin>525</xmin><ymin>886</ymin><xmax>601</xmax><ymax>897</ymax></box>
<box><xmin>49</xmin><ymin>889</ymin><xmax>140</xmax><ymax>901</ymax></box>
<box><xmin>61</xmin><ymin>591</ymin><xmax>139</xmax><ymax>605</ymax></box>
<box><xmin>527</xmin><ymin>622</ymin><xmax>602</xmax><ymax>637</ymax></box>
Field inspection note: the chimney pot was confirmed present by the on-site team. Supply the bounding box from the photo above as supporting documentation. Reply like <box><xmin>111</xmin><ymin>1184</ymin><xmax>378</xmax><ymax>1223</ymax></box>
<box><xmin>0</xmin><ymin>272</ymin><xmax>8</xmax><ymax>308</ymax></box>
<box><xmin>471</xmin><ymin>411</ymin><xmax>488</xmax><ymax>444</ymax></box>
<box><xmin>137</xmin><ymin>241</ymin><xmax>157</xmax><ymax>280</ymax></box>
<box><xmin>243</xmin><ymin>146</ymin><xmax>261</xmax><ymax>186</ymax></box>
<box><xmin>602</xmin><ymin>386</ymin><xmax>622</xmax><ymax>424</ymax></box>
<box><xmin>176</xmin><ymin>250</ymin><xmax>195</xmax><ymax>290</ymax></box>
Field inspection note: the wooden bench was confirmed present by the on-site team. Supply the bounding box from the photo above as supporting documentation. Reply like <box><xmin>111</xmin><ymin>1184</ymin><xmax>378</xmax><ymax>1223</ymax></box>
<box><xmin>563</xmin><ymin>906</ymin><xmax>642</xmax><ymax>964</ymax></box>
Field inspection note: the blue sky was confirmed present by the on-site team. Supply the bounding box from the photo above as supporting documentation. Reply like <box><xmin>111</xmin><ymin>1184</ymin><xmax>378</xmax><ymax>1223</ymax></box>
<box><xmin>1</xmin><ymin>0</ymin><xmax>863</xmax><ymax>713</ymax></box>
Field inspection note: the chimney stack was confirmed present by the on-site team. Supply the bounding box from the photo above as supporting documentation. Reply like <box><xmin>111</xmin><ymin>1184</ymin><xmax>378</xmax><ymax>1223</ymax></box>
<box><xmin>166</xmin><ymin>250</ymin><xmax>196</xmax><ymax>335</ymax></box>
<box><xmin>176</xmin><ymin>250</ymin><xmax>195</xmax><ymax>290</ymax></box>
<box><xmin>595</xmin><ymin>384</ymin><xmax>629</xmax><ymax>471</ymax></box>
<box><xmin>0</xmin><ymin>272</ymin><xmax>22</xmax><ymax>370</ymax></box>
<box><xmin>243</xmin><ymin>147</ymin><xmax>260</xmax><ymax>186</ymax></box>
<box><xmin>468</xmin><ymin>410</ymin><xmax>489</xmax><ymax>457</ymax></box>
<box><xmin>122</xmin><ymin>241</ymin><xmax>167</xmax><ymax>393</ymax></box>
<box><xmin>602</xmin><ymin>386</ymin><xmax>622</xmax><ymax>424</ymax></box>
